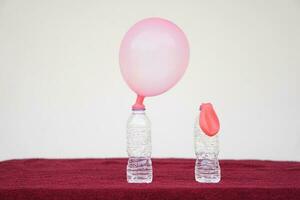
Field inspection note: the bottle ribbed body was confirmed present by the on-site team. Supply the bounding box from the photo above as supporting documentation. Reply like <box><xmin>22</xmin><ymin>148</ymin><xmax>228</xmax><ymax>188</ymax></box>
<box><xmin>127</xmin><ymin>110</ymin><xmax>152</xmax><ymax>183</ymax></box>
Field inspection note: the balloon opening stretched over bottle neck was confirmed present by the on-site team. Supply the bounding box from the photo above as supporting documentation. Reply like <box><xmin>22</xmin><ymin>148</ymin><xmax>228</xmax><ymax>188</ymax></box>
<box><xmin>199</xmin><ymin>103</ymin><xmax>212</xmax><ymax>111</ymax></box>
<box><xmin>132</xmin><ymin>95</ymin><xmax>145</xmax><ymax>111</ymax></box>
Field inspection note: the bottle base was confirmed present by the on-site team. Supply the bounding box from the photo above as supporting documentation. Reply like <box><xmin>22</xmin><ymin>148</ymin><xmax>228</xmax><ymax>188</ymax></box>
<box><xmin>127</xmin><ymin>157</ymin><xmax>152</xmax><ymax>183</ymax></box>
<box><xmin>195</xmin><ymin>176</ymin><xmax>221</xmax><ymax>183</ymax></box>
<box><xmin>195</xmin><ymin>158</ymin><xmax>221</xmax><ymax>183</ymax></box>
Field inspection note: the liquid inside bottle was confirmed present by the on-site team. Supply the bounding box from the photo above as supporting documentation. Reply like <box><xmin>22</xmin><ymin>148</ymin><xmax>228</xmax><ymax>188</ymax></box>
<box><xmin>194</xmin><ymin>115</ymin><xmax>221</xmax><ymax>183</ymax></box>
<box><xmin>127</xmin><ymin>109</ymin><xmax>152</xmax><ymax>183</ymax></box>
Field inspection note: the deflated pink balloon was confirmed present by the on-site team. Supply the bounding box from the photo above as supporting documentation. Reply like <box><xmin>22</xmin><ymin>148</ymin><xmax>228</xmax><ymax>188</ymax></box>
<box><xmin>119</xmin><ymin>18</ymin><xmax>189</xmax><ymax>97</ymax></box>
<box><xmin>199</xmin><ymin>103</ymin><xmax>220</xmax><ymax>137</ymax></box>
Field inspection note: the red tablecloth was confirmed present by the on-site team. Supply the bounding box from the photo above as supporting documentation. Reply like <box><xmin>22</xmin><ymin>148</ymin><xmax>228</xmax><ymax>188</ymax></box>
<box><xmin>0</xmin><ymin>158</ymin><xmax>299</xmax><ymax>200</ymax></box>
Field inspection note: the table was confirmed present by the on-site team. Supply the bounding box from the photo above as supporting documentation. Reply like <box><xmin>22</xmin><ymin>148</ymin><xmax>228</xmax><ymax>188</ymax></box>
<box><xmin>0</xmin><ymin>158</ymin><xmax>299</xmax><ymax>200</ymax></box>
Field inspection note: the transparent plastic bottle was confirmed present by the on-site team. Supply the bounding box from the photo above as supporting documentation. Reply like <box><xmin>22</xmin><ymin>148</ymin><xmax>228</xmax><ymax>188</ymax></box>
<box><xmin>127</xmin><ymin>109</ymin><xmax>152</xmax><ymax>183</ymax></box>
<box><xmin>194</xmin><ymin>103</ymin><xmax>221</xmax><ymax>183</ymax></box>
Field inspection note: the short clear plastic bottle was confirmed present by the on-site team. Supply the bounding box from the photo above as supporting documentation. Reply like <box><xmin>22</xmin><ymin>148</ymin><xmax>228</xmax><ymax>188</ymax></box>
<box><xmin>194</xmin><ymin>115</ymin><xmax>221</xmax><ymax>183</ymax></box>
<box><xmin>126</xmin><ymin>109</ymin><xmax>152</xmax><ymax>183</ymax></box>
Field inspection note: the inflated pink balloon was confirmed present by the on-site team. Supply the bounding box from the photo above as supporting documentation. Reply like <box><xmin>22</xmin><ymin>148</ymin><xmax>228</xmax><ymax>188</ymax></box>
<box><xmin>119</xmin><ymin>18</ymin><xmax>189</xmax><ymax>99</ymax></box>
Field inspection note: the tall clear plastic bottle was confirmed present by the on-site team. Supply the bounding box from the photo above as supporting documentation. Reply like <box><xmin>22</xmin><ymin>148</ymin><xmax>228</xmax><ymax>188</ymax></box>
<box><xmin>194</xmin><ymin>103</ymin><xmax>221</xmax><ymax>183</ymax></box>
<box><xmin>126</xmin><ymin>107</ymin><xmax>152</xmax><ymax>183</ymax></box>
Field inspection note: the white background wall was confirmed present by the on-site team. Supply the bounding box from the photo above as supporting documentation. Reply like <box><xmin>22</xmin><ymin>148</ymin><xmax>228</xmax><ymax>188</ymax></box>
<box><xmin>0</xmin><ymin>0</ymin><xmax>299</xmax><ymax>161</ymax></box>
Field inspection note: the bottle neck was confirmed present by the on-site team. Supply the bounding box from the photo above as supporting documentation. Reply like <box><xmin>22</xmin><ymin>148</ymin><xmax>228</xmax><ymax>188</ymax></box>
<box><xmin>132</xmin><ymin>110</ymin><xmax>145</xmax><ymax>114</ymax></box>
